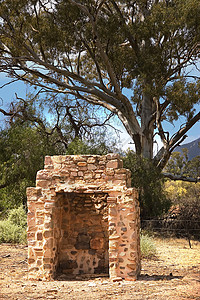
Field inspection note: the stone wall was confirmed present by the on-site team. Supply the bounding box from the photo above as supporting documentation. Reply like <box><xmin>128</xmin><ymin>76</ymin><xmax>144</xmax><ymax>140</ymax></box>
<box><xmin>27</xmin><ymin>154</ymin><xmax>141</xmax><ymax>281</ymax></box>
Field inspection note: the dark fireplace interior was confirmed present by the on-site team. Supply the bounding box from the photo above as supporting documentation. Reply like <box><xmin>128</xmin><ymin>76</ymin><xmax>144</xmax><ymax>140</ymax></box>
<box><xmin>56</xmin><ymin>192</ymin><xmax>109</xmax><ymax>277</ymax></box>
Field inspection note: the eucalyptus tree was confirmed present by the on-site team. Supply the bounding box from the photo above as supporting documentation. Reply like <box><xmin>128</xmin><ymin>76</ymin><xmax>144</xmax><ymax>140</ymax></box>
<box><xmin>1</xmin><ymin>0</ymin><xmax>200</xmax><ymax>177</ymax></box>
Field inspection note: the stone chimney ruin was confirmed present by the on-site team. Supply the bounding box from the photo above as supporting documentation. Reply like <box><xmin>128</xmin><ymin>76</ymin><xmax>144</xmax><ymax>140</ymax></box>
<box><xmin>27</xmin><ymin>154</ymin><xmax>141</xmax><ymax>281</ymax></box>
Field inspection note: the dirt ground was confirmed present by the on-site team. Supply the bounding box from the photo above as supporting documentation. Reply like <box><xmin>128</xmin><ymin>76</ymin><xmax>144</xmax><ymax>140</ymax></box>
<box><xmin>0</xmin><ymin>237</ymin><xmax>200</xmax><ymax>300</ymax></box>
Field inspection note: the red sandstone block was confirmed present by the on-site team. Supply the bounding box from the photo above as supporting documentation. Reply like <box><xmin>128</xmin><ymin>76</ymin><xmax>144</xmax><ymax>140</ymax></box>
<box><xmin>44</xmin><ymin>156</ymin><xmax>53</xmax><ymax>166</ymax></box>
<box><xmin>27</xmin><ymin>232</ymin><xmax>35</xmax><ymax>239</ymax></box>
<box><xmin>114</xmin><ymin>174</ymin><xmax>127</xmax><ymax>180</ymax></box>
<box><xmin>112</xmin><ymin>277</ymin><xmax>123</xmax><ymax>282</ymax></box>
<box><xmin>77</xmin><ymin>161</ymin><xmax>87</xmax><ymax>167</ymax></box>
<box><xmin>87</xmin><ymin>157</ymin><xmax>96</xmax><ymax>163</ymax></box>
<box><xmin>28</xmin><ymin>258</ymin><xmax>35</xmax><ymax>264</ymax></box>
<box><xmin>70</xmin><ymin>168</ymin><xmax>78</xmax><ymax>172</ymax></box>
<box><xmin>105</xmin><ymin>169</ymin><xmax>115</xmax><ymax>176</ymax></box>
<box><xmin>37</xmin><ymin>260</ymin><xmax>42</xmax><ymax>266</ymax></box>
<box><xmin>27</xmin><ymin>225</ymin><xmax>37</xmax><ymax>232</ymax></box>
<box><xmin>95</xmin><ymin>174</ymin><xmax>101</xmax><ymax>179</ymax></box>
<box><xmin>109</xmin><ymin>257</ymin><xmax>118</xmax><ymax>262</ymax></box>
<box><xmin>27</xmin><ymin>218</ymin><xmax>35</xmax><ymax>227</ymax></box>
<box><xmin>36</xmin><ymin>170</ymin><xmax>50</xmax><ymax>180</ymax></box>
<box><xmin>84</xmin><ymin>173</ymin><xmax>93</xmax><ymax>179</ymax></box>
<box><xmin>70</xmin><ymin>171</ymin><xmax>78</xmax><ymax>177</ymax></box>
<box><xmin>125</xmin><ymin>277</ymin><xmax>136</xmax><ymax>281</ymax></box>
<box><xmin>78</xmin><ymin>166</ymin><xmax>88</xmax><ymax>171</ymax></box>
<box><xmin>127</xmin><ymin>178</ymin><xmax>131</xmax><ymax>187</ymax></box>
<box><xmin>107</xmin><ymin>197</ymin><xmax>117</xmax><ymax>203</ymax></box>
<box><xmin>43</xmin><ymin>238</ymin><xmax>53</xmax><ymax>249</ymax></box>
<box><xmin>34</xmin><ymin>248</ymin><xmax>43</xmax><ymax>256</ymax></box>
<box><xmin>126</xmin><ymin>213</ymin><xmax>136</xmax><ymax>220</ymax></box>
<box><xmin>52</xmin><ymin>155</ymin><xmax>66</xmax><ymax>164</ymax></box>
<box><xmin>78</xmin><ymin>171</ymin><xmax>84</xmax><ymax>177</ymax></box>
<box><xmin>115</xmin><ymin>168</ymin><xmax>127</xmax><ymax>174</ymax></box>
<box><xmin>127</xmin><ymin>263</ymin><xmax>136</xmax><ymax>270</ymax></box>
<box><xmin>26</xmin><ymin>187</ymin><xmax>42</xmax><ymax>200</ymax></box>
<box><xmin>36</xmin><ymin>180</ymin><xmax>49</xmax><ymax>189</ymax></box>
<box><xmin>106</xmin><ymin>153</ymin><xmax>120</xmax><ymax>160</ymax></box>
<box><xmin>112</xmin><ymin>180</ymin><xmax>126</xmax><ymax>186</ymax></box>
<box><xmin>106</xmin><ymin>160</ymin><xmax>119</xmax><ymax>169</ymax></box>
<box><xmin>37</xmin><ymin>232</ymin><xmax>43</xmax><ymax>241</ymax></box>
<box><xmin>88</xmin><ymin>164</ymin><xmax>97</xmax><ymax>170</ymax></box>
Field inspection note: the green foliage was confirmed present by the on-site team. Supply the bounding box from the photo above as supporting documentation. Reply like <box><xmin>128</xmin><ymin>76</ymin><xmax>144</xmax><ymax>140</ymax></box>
<box><xmin>1</xmin><ymin>0</ymin><xmax>200</xmax><ymax>171</ymax></box>
<box><xmin>140</xmin><ymin>232</ymin><xmax>157</xmax><ymax>259</ymax></box>
<box><xmin>0</xmin><ymin>123</ymin><xmax>60</xmax><ymax>211</ymax></box>
<box><xmin>123</xmin><ymin>150</ymin><xmax>171</xmax><ymax>219</ymax></box>
<box><xmin>0</xmin><ymin>220</ymin><xmax>26</xmax><ymax>244</ymax></box>
<box><xmin>0</xmin><ymin>206</ymin><xmax>27</xmax><ymax>244</ymax></box>
<box><xmin>165</xmin><ymin>148</ymin><xmax>200</xmax><ymax>178</ymax></box>
<box><xmin>7</xmin><ymin>205</ymin><xmax>27</xmax><ymax>228</ymax></box>
<box><xmin>66</xmin><ymin>135</ymin><xmax>117</xmax><ymax>156</ymax></box>
<box><xmin>166</xmin><ymin>78</ymin><xmax>200</xmax><ymax>121</ymax></box>
<box><xmin>165</xmin><ymin>149</ymin><xmax>188</xmax><ymax>176</ymax></box>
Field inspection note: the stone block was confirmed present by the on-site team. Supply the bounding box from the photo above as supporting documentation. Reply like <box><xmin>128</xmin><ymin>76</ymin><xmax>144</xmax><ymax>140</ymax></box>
<box><xmin>43</xmin><ymin>238</ymin><xmax>53</xmax><ymax>249</ymax></box>
<box><xmin>90</xmin><ymin>237</ymin><xmax>104</xmax><ymax>250</ymax></box>
<box><xmin>44</xmin><ymin>156</ymin><xmax>53</xmax><ymax>166</ymax></box>
<box><xmin>88</xmin><ymin>164</ymin><xmax>97</xmax><ymax>170</ymax></box>
<box><xmin>43</xmin><ymin>230</ymin><xmax>53</xmax><ymax>238</ymax></box>
<box><xmin>109</xmin><ymin>207</ymin><xmax>117</xmax><ymax>216</ymax></box>
<box><xmin>106</xmin><ymin>160</ymin><xmax>119</xmax><ymax>169</ymax></box>
<box><xmin>28</xmin><ymin>258</ymin><xmax>35</xmax><ymax>264</ymax></box>
<box><xmin>87</xmin><ymin>157</ymin><xmax>96</xmax><ymax>163</ymax></box>
<box><xmin>107</xmin><ymin>197</ymin><xmax>117</xmax><ymax>203</ymax></box>
<box><xmin>77</xmin><ymin>161</ymin><xmax>87</xmax><ymax>167</ymax></box>
<box><xmin>127</xmin><ymin>263</ymin><xmax>136</xmax><ymax>270</ymax></box>
<box><xmin>37</xmin><ymin>232</ymin><xmax>43</xmax><ymax>241</ymax></box>
<box><xmin>106</xmin><ymin>153</ymin><xmax>120</xmax><ymax>160</ymax></box>
<box><xmin>36</xmin><ymin>180</ymin><xmax>49</xmax><ymax>188</ymax></box>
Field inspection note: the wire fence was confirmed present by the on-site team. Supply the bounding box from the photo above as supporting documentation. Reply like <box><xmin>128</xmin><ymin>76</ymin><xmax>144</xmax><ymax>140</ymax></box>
<box><xmin>141</xmin><ymin>219</ymin><xmax>200</xmax><ymax>241</ymax></box>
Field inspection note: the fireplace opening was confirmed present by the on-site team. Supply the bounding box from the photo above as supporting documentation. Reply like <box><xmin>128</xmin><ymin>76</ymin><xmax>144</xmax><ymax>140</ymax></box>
<box><xmin>56</xmin><ymin>192</ymin><xmax>109</xmax><ymax>277</ymax></box>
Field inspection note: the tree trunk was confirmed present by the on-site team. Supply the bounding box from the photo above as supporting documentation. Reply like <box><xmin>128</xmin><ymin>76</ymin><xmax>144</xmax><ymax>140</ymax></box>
<box><xmin>139</xmin><ymin>91</ymin><xmax>155</xmax><ymax>159</ymax></box>
<box><xmin>141</xmin><ymin>132</ymin><xmax>154</xmax><ymax>159</ymax></box>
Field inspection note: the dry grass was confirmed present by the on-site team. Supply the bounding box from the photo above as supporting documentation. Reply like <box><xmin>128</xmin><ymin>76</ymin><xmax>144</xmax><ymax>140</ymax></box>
<box><xmin>0</xmin><ymin>237</ymin><xmax>200</xmax><ymax>299</ymax></box>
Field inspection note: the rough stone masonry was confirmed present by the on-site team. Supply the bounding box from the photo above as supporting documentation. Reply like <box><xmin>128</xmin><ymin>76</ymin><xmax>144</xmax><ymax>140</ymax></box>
<box><xmin>27</xmin><ymin>154</ymin><xmax>141</xmax><ymax>281</ymax></box>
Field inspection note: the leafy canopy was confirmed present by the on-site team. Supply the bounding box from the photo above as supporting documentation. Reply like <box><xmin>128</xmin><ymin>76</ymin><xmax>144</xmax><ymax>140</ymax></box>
<box><xmin>0</xmin><ymin>0</ymin><xmax>200</xmax><ymax>168</ymax></box>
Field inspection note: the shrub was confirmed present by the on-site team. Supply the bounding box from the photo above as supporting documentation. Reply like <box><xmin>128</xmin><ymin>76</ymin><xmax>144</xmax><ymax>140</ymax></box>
<box><xmin>0</xmin><ymin>220</ymin><xmax>27</xmax><ymax>244</ymax></box>
<box><xmin>0</xmin><ymin>206</ymin><xmax>27</xmax><ymax>244</ymax></box>
<box><xmin>7</xmin><ymin>205</ymin><xmax>27</xmax><ymax>228</ymax></box>
<box><xmin>163</xmin><ymin>181</ymin><xmax>200</xmax><ymax>239</ymax></box>
<box><xmin>140</xmin><ymin>232</ymin><xmax>157</xmax><ymax>258</ymax></box>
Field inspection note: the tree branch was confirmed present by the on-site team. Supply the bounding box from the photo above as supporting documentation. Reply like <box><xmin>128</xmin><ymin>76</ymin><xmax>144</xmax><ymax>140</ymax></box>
<box><xmin>163</xmin><ymin>172</ymin><xmax>200</xmax><ymax>183</ymax></box>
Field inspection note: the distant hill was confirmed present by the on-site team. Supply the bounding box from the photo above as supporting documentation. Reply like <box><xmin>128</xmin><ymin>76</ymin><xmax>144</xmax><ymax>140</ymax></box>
<box><xmin>174</xmin><ymin>137</ymin><xmax>200</xmax><ymax>160</ymax></box>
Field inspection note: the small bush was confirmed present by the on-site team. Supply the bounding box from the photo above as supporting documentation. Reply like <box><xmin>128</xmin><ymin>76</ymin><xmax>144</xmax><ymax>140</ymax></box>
<box><xmin>7</xmin><ymin>205</ymin><xmax>27</xmax><ymax>228</ymax></box>
<box><xmin>140</xmin><ymin>233</ymin><xmax>157</xmax><ymax>258</ymax></box>
<box><xmin>0</xmin><ymin>220</ymin><xmax>27</xmax><ymax>244</ymax></box>
<box><xmin>0</xmin><ymin>206</ymin><xmax>27</xmax><ymax>244</ymax></box>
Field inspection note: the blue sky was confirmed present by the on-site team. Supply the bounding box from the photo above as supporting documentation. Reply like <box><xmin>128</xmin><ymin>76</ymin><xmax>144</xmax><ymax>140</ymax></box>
<box><xmin>0</xmin><ymin>73</ymin><xmax>200</xmax><ymax>153</ymax></box>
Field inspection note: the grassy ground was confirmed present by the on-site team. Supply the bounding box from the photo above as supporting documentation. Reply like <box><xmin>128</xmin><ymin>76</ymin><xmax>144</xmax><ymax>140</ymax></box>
<box><xmin>0</xmin><ymin>237</ymin><xmax>200</xmax><ymax>299</ymax></box>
